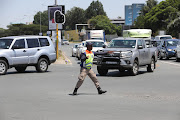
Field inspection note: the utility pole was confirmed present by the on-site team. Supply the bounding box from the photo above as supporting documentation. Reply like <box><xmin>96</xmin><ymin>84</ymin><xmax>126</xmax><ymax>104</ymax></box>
<box><xmin>55</xmin><ymin>0</ymin><xmax>57</xmax><ymax>6</ymax></box>
<box><xmin>40</xmin><ymin>12</ymin><xmax>41</xmax><ymax>35</ymax></box>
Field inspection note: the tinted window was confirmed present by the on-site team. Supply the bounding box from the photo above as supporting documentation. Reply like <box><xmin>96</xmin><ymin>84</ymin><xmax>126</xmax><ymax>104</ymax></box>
<box><xmin>85</xmin><ymin>42</ymin><xmax>104</xmax><ymax>47</ymax></box>
<box><xmin>166</xmin><ymin>40</ymin><xmax>179</xmax><ymax>47</ymax></box>
<box><xmin>13</xmin><ymin>39</ymin><xmax>25</xmax><ymax>49</ymax></box>
<box><xmin>74</xmin><ymin>45</ymin><xmax>78</xmax><ymax>48</ymax></box>
<box><xmin>27</xmin><ymin>38</ymin><xmax>39</xmax><ymax>48</ymax></box>
<box><xmin>137</xmin><ymin>40</ymin><xmax>143</xmax><ymax>46</ymax></box>
<box><xmin>160</xmin><ymin>37</ymin><xmax>172</xmax><ymax>40</ymax></box>
<box><xmin>0</xmin><ymin>39</ymin><xmax>13</xmax><ymax>49</ymax></box>
<box><xmin>108</xmin><ymin>40</ymin><xmax>136</xmax><ymax>48</ymax></box>
<box><xmin>39</xmin><ymin>38</ymin><xmax>50</xmax><ymax>47</ymax></box>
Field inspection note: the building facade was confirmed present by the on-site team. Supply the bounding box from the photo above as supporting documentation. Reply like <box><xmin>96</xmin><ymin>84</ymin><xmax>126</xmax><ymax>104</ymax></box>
<box><xmin>125</xmin><ymin>3</ymin><xmax>144</xmax><ymax>25</ymax></box>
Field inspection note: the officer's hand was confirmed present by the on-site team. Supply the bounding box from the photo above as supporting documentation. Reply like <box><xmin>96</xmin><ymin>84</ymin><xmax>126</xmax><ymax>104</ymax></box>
<box><xmin>108</xmin><ymin>51</ymin><xmax>114</xmax><ymax>54</ymax></box>
<box><xmin>86</xmin><ymin>56</ymin><xmax>89</xmax><ymax>59</ymax></box>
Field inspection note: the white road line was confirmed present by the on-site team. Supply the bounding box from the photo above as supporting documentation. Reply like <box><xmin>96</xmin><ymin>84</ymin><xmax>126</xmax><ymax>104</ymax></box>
<box><xmin>159</xmin><ymin>61</ymin><xmax>180</xmax><ymax>67</ymax></box>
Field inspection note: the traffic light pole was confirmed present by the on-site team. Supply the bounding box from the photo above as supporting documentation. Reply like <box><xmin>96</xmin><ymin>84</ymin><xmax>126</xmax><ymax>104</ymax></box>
<box><xmin>55</xmin><ymin>0</ymin><xmax>58</xmax><ymax>59</ymax></box>
<box><xmin>56</xmin><ymin>24</ymin><xmax>59</xmax><ymax>59</ymax></box>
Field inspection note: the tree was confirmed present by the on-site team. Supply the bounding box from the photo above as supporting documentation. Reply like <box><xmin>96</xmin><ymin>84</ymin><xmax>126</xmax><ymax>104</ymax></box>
<box><xmin>33</xmin><ymin>11</ymin><xmax>48</xmax><ymax>26</ymax></box>
<box><xmin>0</xmin><ymin>24</ymin><xmax>48</xmax><ymax>37</ymax></box>
<box><xmin>134</xmin><ymin>0</ymin><xmax>180</xmax><ymax>37</ymax></box>
<box><xmin>144</xmin><ymin>1</ymin><xmax>179</xmax><ymax>32</ymax></box>
<box><xmin>89</xmin><ymin>15</ymin><xmax>116</xmax><ymax>35</ymax></box>
<box><xmin>65</xmin><ymin>7</ymin><xmax>86</xmax><ymax>30</ymax></box>
<box><xmin>134</xmin><ymin>0</ymin><xmax>158</xmax><ymax>28</ymax></box>
<box><xmin>141</xmin><ymin>0</ymin><xmax>158</xmax><ymax>16</ymax></box>
<box><xmin>85</xmin><ymin>0</ymin><xmax>106</xmax><ymax>20</ymax></box>
<box><xmin>116</xmin><ymin>26</ymin><xmax>122</xmax><ymax>36</ymax></box>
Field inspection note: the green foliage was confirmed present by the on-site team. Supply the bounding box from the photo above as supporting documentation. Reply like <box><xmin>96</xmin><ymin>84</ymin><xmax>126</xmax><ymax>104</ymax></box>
<box><xmin>141</xmin><ymin>0</ymin><xmax>158</xmax><ymax>16</ymax></box>
<box><xmin>33</xmin><ymin>11</ymin><xmax>48</xmax><ymax>26</ymax></box>
<box><xmin>85</xmin><ymin>0</ymin><xmax>107</xmax><ymax>20</ymax></box>
<box><xmin>134</xmin><ymin>0</ymin><xmax>158</xmax><ymax>28</ymax></box>
<box><xmin>65</xmin><ymin>7</ymin><xmax>86</xmax><ymax>30</ymax></box>
<box><xmin>134</xmin><ymin>0</ymin><xmax>180</xmax><ymax>37</ymax></box>
<box><xmin>0</xmin><ymin>24</ymin><xmax>48</xmax><ymax>37</ymax></box>
<box><xmin>116</xmin><ymin>26</ymin><xmax>122</xmax><ymax>36</ymax></box>
<box><xmin>89</xmin><ymin>15</ymin><xmax>116</xmax><ymax>35</ymax></box>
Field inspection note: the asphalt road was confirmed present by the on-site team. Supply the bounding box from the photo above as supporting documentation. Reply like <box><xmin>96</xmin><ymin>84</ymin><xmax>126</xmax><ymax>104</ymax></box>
<box><xmin>0</xmin><ymin>43</ymin><xmax>180</xmax><ymax>120</ymax></box>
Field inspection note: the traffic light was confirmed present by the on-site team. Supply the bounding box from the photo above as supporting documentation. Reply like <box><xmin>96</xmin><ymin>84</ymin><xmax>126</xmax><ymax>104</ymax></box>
<box><xmin>54</xmin><ymin>10</ymin><xmax>65</xmax><ymax>24</ymax></box>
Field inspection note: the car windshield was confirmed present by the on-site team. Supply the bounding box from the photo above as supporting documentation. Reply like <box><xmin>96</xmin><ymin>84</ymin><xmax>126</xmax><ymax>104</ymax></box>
<box><xmin>152</xmin><ymin>41</ymin><xmax>161</xmax><ymax>47</ymax></box>
<box><xmin>160</xmin><ymin>37</ymin><xmax>172</xmax><ymax>40</ymax></box>
<box><xmin>86</xmin><ymin>42</ymin><xmax>104</xmax><ymax>47</ymax></box>
<box><xmin>75</xmin><ymin>45</ymin><xmax>78</xmax><ymax>48</ymax></box>
<box><xmin>0</xmin><ymin>39</ymin><xmax>13</xmax><ymax>49</ymax></box>
<box><xmin>108</xmin><ymin>40</ymin><xmax>136</xmax><ymax>48</ymax></box>
<box><xmin>91</xmin><ymin>38</ymin><xmax>103</xmax><ymax>40</ymax></box>
<box><xmin>166</xmin><ymin>40</ymin><xmax>179</xmax><ymax>46</ymax></box>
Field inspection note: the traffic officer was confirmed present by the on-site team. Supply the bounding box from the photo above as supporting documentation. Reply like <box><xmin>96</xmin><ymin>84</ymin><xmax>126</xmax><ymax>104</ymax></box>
<box><xmin>73</xmin><ymin>42</ymin><xmax>113</xmax><ymax>95</ymax></box>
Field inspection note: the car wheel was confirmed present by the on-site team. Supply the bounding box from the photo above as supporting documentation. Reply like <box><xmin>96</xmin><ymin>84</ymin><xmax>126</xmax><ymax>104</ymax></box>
<box><xmin>97</xmin><ymin>66</ymin><xmax>108</xmax><ymax>76</ymax></box>
<box><xmin>176</xmin><ymin>53</ymin><xmax>180</xmax><ymax>62</ymax></box>
<box><xmin>129</xmin><ymin>60</ymin><xmax>139</xmax><ymax>76</ymax></box>
<box><xmin>158</xmin><ymin>52</ymin><xmax>162</xmax><ymax>60</ymax></box>
<box><xmin>72</xmin><ymin>52</ymin><xmax>74</xmax><ymax>57</ymax></box>
<box><xmin>147</xmin><ymin>58</ymin><xmax>155</xmax><ymax>72</ymax></box>
<box><xmin>15</xmin><ymin>66</ymin><xmax>27</xmax><ymax>73</ymax></box>
<box><xmin>36</xmin><ymin>58</ymin><xmax>49</xmax><ymax>72</ymax></box>
<box><xmin>0</xmin><ymin>60</ymin><xmax>8</xmax><ymax>75</ymax></box>
<box><xmin>164</xmin><ymin>53</ymin><xmax>169</xmax><ymax>60</ymax></box>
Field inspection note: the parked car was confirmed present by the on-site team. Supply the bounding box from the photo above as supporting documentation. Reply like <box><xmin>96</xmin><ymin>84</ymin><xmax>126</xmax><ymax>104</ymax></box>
<box><xmin>0</xmin><ymin>36</ymin><xmax>56</xmax><ymax>75</ymax></box>
<box><xmin>175</xmin><ymin>40</ymin><xmax>180</xmax><ymax>62</ymax></box>
<box><xmin>71</xmin><ymin>44</ymin><xmax>78</xmax><ymax>57</ymax></box>
<box><xmin>158</xmin><ymin>39</ymin><xmax>180</xmax><ymax>60</ymax></box>
<box><xmin>77</xmin><ymin>40</ymin><xmax>106</xmax><ymax>61</ymax></box>
<box><xmin>96</xmin><ymin>37</ymin><xmax>158</xmax><ymax>76</ymax></box>
<box><xmin>62</xmin><ymin>39</ymin><xmax>69</xmax><ymax>45</ymax></box>
<box><xmin>154</xmin><ymin>35</ymin><xmax>172</xmax><ymax>40</ymax></box>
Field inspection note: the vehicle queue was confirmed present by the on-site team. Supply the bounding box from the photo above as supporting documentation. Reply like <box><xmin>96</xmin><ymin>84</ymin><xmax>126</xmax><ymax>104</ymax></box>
<box><xmin>71</xmin><ymin>29</ymin><xmax>180</xmax><ymax>76</ymax></box>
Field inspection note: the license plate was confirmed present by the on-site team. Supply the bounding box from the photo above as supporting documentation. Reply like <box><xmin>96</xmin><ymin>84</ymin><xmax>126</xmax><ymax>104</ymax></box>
<box><xmin>106</xmin><ymin>61</ymin><xmax>118</xmax><ymax>64</ymax></box>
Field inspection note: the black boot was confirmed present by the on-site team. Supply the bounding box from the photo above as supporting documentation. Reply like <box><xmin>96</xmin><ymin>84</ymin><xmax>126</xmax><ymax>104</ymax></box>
<box><xmin>73</xmin><ymin>88</ymin><xmax>78</xmax><ymax>95</ymax></box>
<box><xmin>97</xmin><ymin>87</ymin><xmax>107</xmax><ymax>94</ymax></box>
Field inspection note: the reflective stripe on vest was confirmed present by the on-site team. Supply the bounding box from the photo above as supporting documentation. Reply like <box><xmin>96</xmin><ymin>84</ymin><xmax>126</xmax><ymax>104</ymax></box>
<box><xmin>84</xmin><ymin>50</ymin><xmax>94</xmax><ymax>69</ymax></box>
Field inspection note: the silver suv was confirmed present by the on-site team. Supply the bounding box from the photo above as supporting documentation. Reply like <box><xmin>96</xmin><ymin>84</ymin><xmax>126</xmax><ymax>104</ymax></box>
<box><xmin>0</xmin><ymin>36</ymin><xmax>56</xmax><ymax>75</ymax></box>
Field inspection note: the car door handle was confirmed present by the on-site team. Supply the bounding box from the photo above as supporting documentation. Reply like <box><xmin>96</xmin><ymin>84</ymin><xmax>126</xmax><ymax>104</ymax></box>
<box><xmin>23</xmin><ymin>50</ymin><xmax>26</xmax><ymax>52</ymax></box>
<box><xmin>37</xmin><ymin>49</ymin><xmax>40</xmax><ymax>51</ymax></box>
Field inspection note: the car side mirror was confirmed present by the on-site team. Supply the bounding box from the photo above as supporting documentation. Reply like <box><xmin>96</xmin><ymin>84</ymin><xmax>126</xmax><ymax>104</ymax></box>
<box><xmin>138</xmin><ymin>45</ymin><xmax>143</xmax><ymax>49</ymax></box>
<box><xmin>103</xmin><ymin>45</ymin><xmax>106</xmax><ymax>48</ymax></box>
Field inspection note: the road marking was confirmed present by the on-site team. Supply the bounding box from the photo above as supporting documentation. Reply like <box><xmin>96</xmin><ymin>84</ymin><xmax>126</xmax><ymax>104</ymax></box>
<box><xmin>159</xmin><ymin>61</ymin><xmax>180</xmax><ymax>67</ymax></box>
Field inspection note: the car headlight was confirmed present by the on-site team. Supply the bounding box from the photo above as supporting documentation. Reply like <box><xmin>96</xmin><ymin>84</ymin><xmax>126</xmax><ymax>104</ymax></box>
<box><xmin>121</xmin><ymin>51</ymin><xmax>133</xmax><ymax>58</ymax></box>
<box><xmin>167</xmin><ymin>49</ymin><xmax>173</xmax><ymax>51</ymax></box>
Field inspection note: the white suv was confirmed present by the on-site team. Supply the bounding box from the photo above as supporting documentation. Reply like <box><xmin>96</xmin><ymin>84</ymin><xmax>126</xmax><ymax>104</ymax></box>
<box><xmin>0</xmin><ymin>36</ymin><xmax>56</xmax><ymax>75</ymax></box>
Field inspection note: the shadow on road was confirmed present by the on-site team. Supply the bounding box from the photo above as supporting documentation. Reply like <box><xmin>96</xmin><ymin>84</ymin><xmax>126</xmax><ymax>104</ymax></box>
<box><xmin>6</xmin><ymin>70</ymin><xmax>51</xmax><ymax>75</ymax></box>
<box><xmin>97</xmin><ymin>70</ymin><xmax>148</xmax><ymax>77</ymax></box>
<box><xmin>69</xmin><ymin>93</ymin><xmax>100</xmax><ymax>96</ymax></box>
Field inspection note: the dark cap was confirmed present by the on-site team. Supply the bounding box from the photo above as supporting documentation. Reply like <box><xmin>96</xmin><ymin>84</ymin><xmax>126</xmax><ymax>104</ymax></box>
<box><xmin>86</xmin><ymin>42</ymin><xmax>93</xmax><ymax>46</ymax></box>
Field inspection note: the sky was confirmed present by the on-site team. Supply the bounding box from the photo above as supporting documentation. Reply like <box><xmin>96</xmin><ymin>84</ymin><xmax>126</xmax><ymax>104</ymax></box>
<box><xmin>0</xmin><ymin>0</ymin><xmax>164</xmax><ymax>29</ymax></box>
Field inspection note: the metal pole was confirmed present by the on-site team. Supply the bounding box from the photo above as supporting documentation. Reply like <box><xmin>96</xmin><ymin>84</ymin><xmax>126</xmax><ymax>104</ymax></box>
<box><xmin>55</xmin><ymin>0</ymin><xmax>57</xmax><ymax>5</ymax></box>
<box><xmin>40</xmin><ymin>12</ymin><xmax>41</xmax><ymax>34</ymax></box>
<box><xmin>56</xmin><ymin>24</ymin><xmax>59</xmax><ymax>59</ymax></box>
